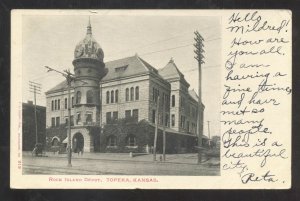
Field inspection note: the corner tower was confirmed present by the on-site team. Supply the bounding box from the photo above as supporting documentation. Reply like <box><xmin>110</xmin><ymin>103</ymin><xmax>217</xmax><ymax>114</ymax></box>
<box><xmin>71</xmin><ymin>19</ymin><xmax>108</xmax><ymax>152</ymax></box>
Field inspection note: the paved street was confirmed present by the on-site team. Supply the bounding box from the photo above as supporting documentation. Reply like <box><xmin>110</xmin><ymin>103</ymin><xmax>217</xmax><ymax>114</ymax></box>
<box><xmin>23</xmin><ymin>152</ymin><xmax>220</xmax><ymax>176</ymax></box>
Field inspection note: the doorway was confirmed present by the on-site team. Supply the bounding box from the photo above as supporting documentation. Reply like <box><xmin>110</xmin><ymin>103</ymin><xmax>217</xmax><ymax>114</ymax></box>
<box><xmin>72</xmin><ymin>132</ymin><xmax>84</xmax><ymax>153</ymax></box>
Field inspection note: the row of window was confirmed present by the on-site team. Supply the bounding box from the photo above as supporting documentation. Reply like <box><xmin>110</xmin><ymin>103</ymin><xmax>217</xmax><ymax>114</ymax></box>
<box><xmin>51</xmin><ymin>112</ymin><xmax>94</xmax><ymax>127</ymax></box>
<box><xmin>51</xmin><ymin>116</ymin><xmax>75</xmax><ymax>127</ymax></box>
<box><xmin>50</xmin><ymin>134</ymin><xmax>137</xmax><ymax>147</ymax></box>
<box><xmin>106</xmin><ymin>90</ymin><xmax>119</xmax><ymax>104</ymax></box>
<box><xmin>51</xmin><ymin>97</ymin><xmax>75</xmax><ymax>111</ymax></box>
<box><xmin>106</xmin><ymin>109</ymin><xmax>139</xmax><ymax>124</ymax></box>
<box><xmin>106</xmin><ymin>87</ymin><xmax>140</xmax><ymax>104</ymax></box>
<box><xmin>180</xmin><ymin>115</ymin><xmax>197</xmax><ymax>133</ymax></box>
<box><xmin>107</xmin><ymin>135</ymin><xmax>136</xmax><ymax>147</ymax></box>
<box><xmin>151</xmin><ymin>110</ymin><xmax>169</xmax><ymax>127</ymax></box>
<box><xmin>76</xmin><ymin>90</ymin><xmax>94</xmax><ymax>104</ymax></box>
<box><xmin>126</xmin><ymin>87</ymin><xmax>139</xmax><ymax>102</ymax></box>
<box><xmin>51</xmin><ymin>117</ymin><xmax>61</xmax><ymax>127</ymax></box>
<box><xmin>75</xmin><ymin>112</ymin><xmax>93</xmax><ymax>124</ymax></box>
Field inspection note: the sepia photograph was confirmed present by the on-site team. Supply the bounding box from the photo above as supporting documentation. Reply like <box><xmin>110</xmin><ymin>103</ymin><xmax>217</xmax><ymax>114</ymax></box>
<box><xmin>21</xmin><ymin>13</ymin><xmax>221</xmax><ymax>176</ymax></box>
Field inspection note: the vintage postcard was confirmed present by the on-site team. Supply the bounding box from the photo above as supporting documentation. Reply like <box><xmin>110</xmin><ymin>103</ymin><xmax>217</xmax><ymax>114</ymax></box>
<box><xmin>10</xmin><ymin>9</ymin><xmax>291</xmax><ymax>189</ymax></box>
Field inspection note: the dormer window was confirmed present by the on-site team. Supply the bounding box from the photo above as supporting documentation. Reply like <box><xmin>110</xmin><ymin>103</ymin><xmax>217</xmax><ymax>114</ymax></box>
<box><xmin>115</xmin><ymin>65</ymin><xmax>128</xmax><ymax>72</ymax></box>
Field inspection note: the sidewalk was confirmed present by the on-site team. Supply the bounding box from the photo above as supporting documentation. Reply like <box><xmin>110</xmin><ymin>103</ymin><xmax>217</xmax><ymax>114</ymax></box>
<box><xmin>23</xmin><ymin>151</ymin><xmax>220</xmax><ymax>166</ymax></box>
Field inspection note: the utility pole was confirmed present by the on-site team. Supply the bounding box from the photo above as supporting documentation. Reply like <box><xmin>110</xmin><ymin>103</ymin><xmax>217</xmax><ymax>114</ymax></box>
<box><xmin>194</xmin><ymin>30</ymin><xmax>205</xmax><ymax>164</ymax></box>
<box><xmin>162</xmin><ymin>95</ymin><xmax>166</xmax><ymax>161</ymax></box>
<box><xmin>65</xmin><ymin>69</ymin><xmax>73</xmax><ymax>167</ymax></box>
<box><xmin>29</xmin><ymin>81</ymin><xmax>41</xmax><ymax>146</ymax></box>
<box><xmin>153</xmin><ymin>95</ymin><xmax>160</xmax><ymax>161</ymax></box>
<box><xmin>207</xmin><ymin>121</ymin><xmax>211</xmax><ymax>148</ymax></box>
<box><xmin>45</xmin><ymin>66</ymin><xmax>76</xmax><ymax>167</ymax></box>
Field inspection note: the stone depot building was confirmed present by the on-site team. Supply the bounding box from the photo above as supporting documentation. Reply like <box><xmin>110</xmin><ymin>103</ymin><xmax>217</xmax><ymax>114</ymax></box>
<box><xmin>45</xmin><ymin>20</ymin><xmax>205</xmax><ymax>154</ymax></box>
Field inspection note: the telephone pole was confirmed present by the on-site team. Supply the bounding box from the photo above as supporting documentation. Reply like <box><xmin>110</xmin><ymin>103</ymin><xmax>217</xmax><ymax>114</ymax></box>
<box><xmin>153</xmin><ymin>95</ymin><xmax>160</xmax><ymax>161</ymax></box>
<box><xmin>29</xmin><ymin>81</ymin><xmax>41</xmax><ymax>146</ymax></box>
<box><xmin>207</xmin><ymin>121</ymin><xmax>211</xmax><ymax>148</ymax></box>
<box><xmin>194</xmin><ymin>31</ymin><xmax>205</xmax><ymax>164</ymax></box>
<box><xmin>45</xmin><ymin>66</ymin><xmax>75</xmax><ymax>167</ymax></box>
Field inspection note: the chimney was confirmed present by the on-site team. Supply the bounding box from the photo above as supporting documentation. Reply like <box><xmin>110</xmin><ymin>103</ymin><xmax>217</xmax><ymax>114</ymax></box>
<box><xmin>28</xmin><ymin>100</ymin><xmax>33</xmax><ymax>105</ymax></box>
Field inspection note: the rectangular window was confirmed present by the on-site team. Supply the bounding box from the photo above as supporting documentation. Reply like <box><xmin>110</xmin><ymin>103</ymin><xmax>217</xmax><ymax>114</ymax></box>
<box><xmin>153</xmin><ymin>88</ymin><xmax>155</xmax><ymax>101</ymax></box>
<box><xmin>152</xmin><ymin>110</ymin><xmax>156</xmax><ymax>124</ymax></box>
<box><xmin>125</xmin><ymin>110</ymin><xmax>131</xmax><ymax>119</ymax></box>
<box><xmin>159</xmin><ymin>113</ymin><xmax>163</xmax><ymax>125</ymax></box>
<box><xmin>187</xmin><ymin>121</ymin><xmax>190</xmax><ymax>132</ymax></box>
<box><xmin>112</xmin><ymin>111</ymin><xmax>118</xmax><ymax>121</ymax></box>
<box><xmin>180</xmin><ymin>97</ymin><xmax>183</xmax><ymax>108</ymax></box>
<box><xmin>106</xmin><ymin>112</ymin><xmax>112</xmax><ymax>124</ymax></box>
<box><xmin>77</xmin><ymin>112</ymin><xmax>81</xmax><ymax>124</ymax></box>
<box><xmin>187</xmin><ymin>105</ymin><xmax>190</xmax><ymax>116</ymax></box>
<box><xmin>65</xmin><ymin>98</ymin><xmax>67</xmax><ymax>109</ymax></box>
<box><xmin>180</xmin><ymin>116</ymin><xmax>185</xmax><ymax>129</ymax></box>
<box><xmin>171</xmin><ymin>114</ymin><xmax>175</xmax><ymax>127</ymax></box>
<box><xmin>86</xmin><ymin>113</ymin><xmax>92</xmax><ymax>123</ymax></box>
<box><xmin>65</xmin><ymin>117</ymin><xmax>68</xmax><ymax>125</ymax></box>
<box><xmin>115</xmin><ymin>90</ymin><xmax>118</xmax><ymax>103</ymax></box>
<box><xmin>55</xmin><ymin>100</ymin><xmax>57</xmax><ymax>110</ymax></box>
<box><xmin>72</xmin><ymin>97</ymin><xmax>74</xmax><ymax>108</ymax></box>
<box><xmin>115</xmin><ymin>65</ymin><xmax>128</xmax><ymax>72</ymax></box>
<box><xmin>51</xmin><ymin>117</ymin><xmax>55</xmax><ymax>127</ymax></box>
<box><xmin>132</xmin><ymin>109</ymin><xmax>138</xmax><ymax>122</ymax></box>
<box><xmin>172</xmin><ymin>95</ymin><xmax>175</xmax><ymax>107</ymax></box>
<box><xmin>58</xmin><ymin>99</ymin><xmax>60</xmax><ymax>110</ymax></box>
<box><xmin>70</xmin><ymin>115</ymin><xmax>74</xmax><ymax>126</ymax></box>
<box><xmin>55</xmin><ymin>117</ymin><xmax>60</xmax><ymax>127</ymax></box>
<box><xmin>108</xmin><ymin>136</ymin><xmax>117</xmax><ymax>146</ymax></box>
<box><xmin>165</xmin><ymin>114</ymin><xmax>169</xmax><ymax>127</ymax></box>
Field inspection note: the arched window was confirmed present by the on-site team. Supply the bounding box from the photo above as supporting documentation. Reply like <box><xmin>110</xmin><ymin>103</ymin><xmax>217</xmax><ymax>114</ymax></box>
<box><xmin>125</xmin><ymin>88</ymin><xmax>129</xmax><ymax>101</ymax></box>
<box><xmin>76</xmin><ymin>91</ymin><xmax>81</xmax><ymax>104</ymax></box>
<box><xmin>115</xmin><ymin>90</ymin><xmax>119</xmax><ymax>103</ymax></box>
<box><xmin>86</xmin><ymin>90</ymin><xmax>93</xmax><ymax>103</ymax></box>
<box><xmin>55</xmin><ymin>100</ymin><xmax>57</xmax><ymax>110</ymax></box>
<box><xmin>111</xmin><ymin>90</ymin><xmax>114</xmax><ymax>103</ymax></box>
<box><xmin>130</xmin><ymin>87</ymin><xmax>134</xmax><ymax>101</ymax></box>
<box><xmin>106</xmin><ymin>91</ymin><xmax>110</xmax><ymax>104</ymax></box>
<box><xmin>51</xmin><ymin>100</ymin><xmax>54</xmax><ymax>111</ymax></box>
<box><xmin>51</xmin><ymin>137</ymin><xmax>60</xmax><ymax>146</ymax></box>
<box><xmin>135</xmin><ymin>86</ymin><xmax>139</xmax><ymax>100</ymax></box>
<box><xmin>127</xmin><ymin>135</ymin><xmax>136</xmax><ymax>147</ymax></box>
<box><xmin>107</xmin><ymin>135</ymin><xmax>117</xmax><ymax>147</ymax></box>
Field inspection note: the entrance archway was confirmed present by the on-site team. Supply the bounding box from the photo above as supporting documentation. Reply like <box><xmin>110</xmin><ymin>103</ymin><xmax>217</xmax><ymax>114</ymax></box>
<box><xmin>72</xmin><ymin>132</ymin><xmax>84</xmax><ymax>153</ymax></box>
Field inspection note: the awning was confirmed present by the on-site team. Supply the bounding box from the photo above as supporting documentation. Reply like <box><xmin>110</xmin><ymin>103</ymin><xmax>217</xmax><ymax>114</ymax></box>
<box><xmin>62</xmin><ymin>137</ymin><xmax>68</xmax><ymax>143</ymax></box>
<box><xmin>149</xmin><ymin>123</ymin><xmax>202</xmax><ymax>137</ymax></box>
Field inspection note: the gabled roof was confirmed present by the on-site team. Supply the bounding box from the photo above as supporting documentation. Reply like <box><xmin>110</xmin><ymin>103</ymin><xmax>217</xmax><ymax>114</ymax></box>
<box><xmin>188</xmin><ymin>89</ymin><xmax>205</xmax><ymax>108</ymax></box>
<box><xmin>102</xmin><ymin>54</ymin><xmax>160</xmax><ymax>82</ymax></box>
<box><xmin>188</xmin><ymin>89</ymin><xmax>198</xmax><ymax>102</ymax></box>
<box><xmin>46</xmin><ymin>55</ymin><xmax>165</xmax><ymax>94</ymax></box>
<box><xmin>46</xmin><ymin>80</ymin><xmax>75</xmax><ymax>95</ymax></box>
<box><xmin>158</xmin><ymin>58</ymin><xmax>189</xmax><ymax>87</ymax></box>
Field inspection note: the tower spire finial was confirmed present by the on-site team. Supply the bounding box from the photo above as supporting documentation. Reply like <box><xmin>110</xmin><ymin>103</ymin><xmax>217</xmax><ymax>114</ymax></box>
<box><xmin>87</xmin><ymin>16</ymin><xmax>92</xmax><ymax>35</ymax></box>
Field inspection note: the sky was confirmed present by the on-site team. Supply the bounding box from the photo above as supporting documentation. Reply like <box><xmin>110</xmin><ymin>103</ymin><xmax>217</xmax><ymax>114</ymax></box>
<box><xmin>22</xmin><ymin>13</ymin><xmax>221</xmax><ymax>136</ymax></box>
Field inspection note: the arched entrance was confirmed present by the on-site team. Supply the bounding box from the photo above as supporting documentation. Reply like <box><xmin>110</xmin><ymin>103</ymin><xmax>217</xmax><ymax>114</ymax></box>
<box><xmin>72</xmin><ymin>132</ymin><xmax>84</xmax><ymax>153</ymax></box>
